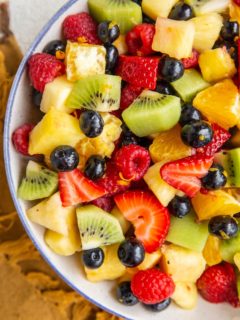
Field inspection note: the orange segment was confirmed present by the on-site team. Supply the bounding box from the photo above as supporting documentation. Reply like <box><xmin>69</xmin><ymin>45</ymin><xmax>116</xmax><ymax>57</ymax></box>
<box><xmin>203</xmin><ymin>235</ymin><xmax>222</xmax><ymax>267</ymax></box>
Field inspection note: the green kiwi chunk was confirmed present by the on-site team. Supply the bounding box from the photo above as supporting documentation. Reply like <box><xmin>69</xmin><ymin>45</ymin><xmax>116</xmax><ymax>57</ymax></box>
<box><xmin>66</xmin><ymin>74</ymin><xmax>121</xmax><ymax>112</ymax></box>
<box><xmin>220</xmin><ymin>230</ymin><xmax>240</xmax><ymax>263</ymax></box>
<box><xmin>166</xmin><ymin>211</ymin><xmax>209</xmax><ymax>252</ymax></box>
<box><xmin>122</xmin><ymin>90</ymin><xmax>181</xmax><ymax>137</ymax></box>
<box><xmin>171</xmin><ymin>69</ymin><xmax>210</xmax><ymax>102</ymax></box>
<box><xmin>18</xmin><ymin>161</ymin><xmax>58</xmax><ymax>201</ymax></box>
<box><xmin>88</xmin><ymin>0</ymin><xmax>142</xmax><ymax>34</ymax></box>
<box><xmin>76</xmin><ymin>205</ymin><xmax>125</xmax><ymax>250</ymax></box>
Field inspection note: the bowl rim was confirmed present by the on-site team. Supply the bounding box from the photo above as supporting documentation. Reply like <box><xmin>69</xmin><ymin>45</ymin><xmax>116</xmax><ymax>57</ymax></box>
<box><xmin>3</xmin><ymin>1</ymin><xmax>132</xmax><ymax>318</ymax></box>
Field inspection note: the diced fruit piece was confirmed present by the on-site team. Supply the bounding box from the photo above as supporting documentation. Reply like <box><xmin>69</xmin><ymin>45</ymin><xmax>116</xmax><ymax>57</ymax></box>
<box><xmin>84</xmin><ymin>244</ymin><xmax>126</xmax><ymax>282</ymax></box>
<box><xmin>40</xmin><ymin>76</ymin><xmax>74</xmax><ymax>114</ymax></box>
<box><xmin>28</xmin><ymin>109</ymin><xmax>84</xmax><ymax>156</ymax></box>
<box><xmin>142</xmin><ymin>0</ymin><xmax>179</xmax><ymax>20</ymax></box>
<box><xmin>76</xmin><ymin>205</ymin><xmax>124</xmax><ymax>250</ymax></box>
<box><xmin>191</xmin><ymin>13</ymin><xmax>223</xmax><ymax>52</ymax></box>
<box><xmin>203</xmin><ymin>235</ymin><xmax>222</xmax><ymax>266</ymax></box>
<box><xmin>149</xmin><ymin>125</ymin><xmax>192</xmax><ymax>163</ymax></box>
<box><xmin>186</xmin><ymin>0</ymin><xmax>229</xmax><ymax>16</ymax></box>
<box><xmin>111</xmin><ymin>206</ymin><xmax>131</xmax><ymax>234</ymax></box>
<box><xmin>88</xmin><ymin>0</ymin><xmax>142</xmax><ymax>34</ymax></box>
<box><xmin>161</xmin><ymin>155</ymin><xmax>213</xmax><ymax>198</ymax></box>
<box><xmin>113</xmin><ymin>34</ymin><xmax>128</xmax><ymax>55</ymax></box>
<box><xmin>59</xmin><ymin>169</ymin><xmax>106</xmax><ymax>207</ymax></box>
<box><xmin>230</xmin><ymin>1</ymin><xmax>240</xmax><ymax>25</ymax></box>
<box><xmin>166</xmin><ymin>212</ymin><xmax>209</xmax><ymax>252</ymax></box>
<box><xmin>144</xmin><ymin>162</ymin><xmax>179</xmax><ymax>207</ymax></box>
<box><xmin>192</xmin><ymin>190</ymin><xmax>240</xmax><ymax>221</ymax></box>
<box><xmin>199</xmin><ymin>48</ymin><xmax>237</xmax><ymax>83</ymax></box>
<box><xmin>114</xmin><ymin>191</ymin><xmax>170</xmax><ymax>253</ymax></box>
<box><xmin>171</xmin><ymin>69</ymin><xmax>210</xmax><ymax>102</ymax></box>
<box><xmin>116</xmin><ymin>55</ymin><xmax>159</xmax><ymax>90</ymax></box>
<box><xmin>120</xmin><ymin>84</ymin><xmax>143</xmax><ymax>111</ymax></box>
<box><xmin>12</xmin><ymin>123</ymin><xmax>34</xmax><ymax>156</ymax></box>
<box><xmin>122</xmin><ymin>90</ymin><xmax>181</xmax><ymax>137</ymax></box>
<box><xmin>91</xmin><ymin>196</ymin><xmax>114</xmax><ymax>213</ymax></box>
<box><xmin>65</xmin><ymin>42</ymin><xmax>106</xmax><ymax>82</ymax></box>
<box><xmin>27</xmin><ymin>192</ymin><xmax>75</xmax><ymax>235</ymax></box>
<box><xmin>18</xmin><ymin>161</ymin><xmax>58</xmax><ymax>201</ymax></box>
<box><xmin>66</xmin><ymin>74</ymin><xmax>121</xmax><ymax>112</ymax></box>
<box><xmin>181</xmin><ymin>49</ymin><xmax>199</xmax><ymax>69</ymax></box>
<box><xmin>234</xmin><ymin>253</ymin><xmax>240</xmax><ymax>271</ymax></box>
<box><xmin>193</xmin><ymin>79</ymin><xmax>240</xmax><ymax>130</ymax></box>
<box><xmin>137</xmin><ymin>250</ymin><xmax>162</xmax><ymax>271</ymax></box>
<box><xmin>152</xmin><ymin>18</ymin><xmax>195</xmax><ymax>59</ymax></box>
<box><xmin>172</xmin><ymin>282</ymin><xmax>198</xmax><ymax>310</ymax></box>
<box><xmin>220</xmin><ymin>230</ymin><xmax>240</xmax><ymax>263</ymax></box>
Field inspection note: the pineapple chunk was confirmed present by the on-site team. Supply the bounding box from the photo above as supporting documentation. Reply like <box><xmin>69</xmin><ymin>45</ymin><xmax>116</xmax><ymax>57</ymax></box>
<box><xmin>230</xmin><ymin>0</ymin><xmax>240</xmax><ymax>24</ymax></box>
<box><xmin>199</xmin><ymin>48</ymin><xmax>237</xmax><ymax>83</ymax></box>
<box><xmin>29</xmin><ymin>109</ymin><xmax>84</xmax><ymax>155</ymax></box>
<box><xmin>85</xmin><ymin>244</ymin><xmax>126</xmax><ymax>282</ymax></box>
<box><xmin>113</xmin><ymin>35</ymin><xmax>128</xmax><ymax>55</ymax></box>
<box><xmin>186</xmin><ymin>0</ymin><xmax>229</xmax><ymax>16</ymax></box>
<box><xmin>111</xmin><ymin>206</ymin><xmax>130</xmax><ymax>234</ymax></box>
<box><xmin>138</xmin><ymin>250</ymin><xmax>162</xmax><ymax>270</ymax></box>
<box><xmin>161</xmin><ymin>244</ymin><xmax>206</xmax><ymax>282</ymax></box>
<box><xmin>142</xmin><ymin>0</ymin><xmax>179</xmax><ymax>20</ymax></box>
<box><xmin>152</xmin><ymin>18</ymin><xmax>195</xmax><ymax>59</ymax></box>
<box><xmin>191</xmin><ymin>13</ymin><xmax>223</xmax><ymax>52</ymax></box>
<box><xmin>203</xmin><ymin>235</ymin><xmax>222</xmax><ymax>266</ymax></box>
<box><xmin>40</xmin><ymin>76</ymin><xmax>74</xmax><ymax>114</ymax></box>
<box><xmin>234</xmin><ymin>252</ymin><xmax>240</xmax><ymax>271</ymax></box>
<box><xmin>172</xmin><ymin>282</ymin><xmax>198</xmax><ymax>310</ymax></box>
<box><xmin>27</xmin><ymin>192</ymin><xmax>76</xmax><ymax>236</ymax></box>
<box><xmin>65</xmin><ymin>42</ymin><xmax>106</xmax><ymax>82</ymax></box>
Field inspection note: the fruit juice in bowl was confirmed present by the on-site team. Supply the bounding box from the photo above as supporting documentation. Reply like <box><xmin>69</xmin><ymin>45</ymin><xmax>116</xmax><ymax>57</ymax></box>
<box><xmin>4</xmin><ymin>0</ymin><xmax>240</xmax><ymax>319</ymax></box>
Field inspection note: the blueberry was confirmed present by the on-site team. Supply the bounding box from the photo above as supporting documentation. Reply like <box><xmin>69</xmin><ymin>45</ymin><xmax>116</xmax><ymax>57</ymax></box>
<box><xmin>155</xmin><ymin>80</ymin><xmax>177</xmax><ymax>96</ymax></box>
<box><xmin>80</xmin><ymin>110</ymin><xmax>104</xmax><ymax>138</ymax></box>
<box><xmin>144</xmin><ymin>298</ymin><xmax>172</xmax><ymax>312</ymax></box>
<box><xmin>118</xmin><ymin>238</ymin><xmax>145</xmax><ymax>268</ymax></box>
<box><xmin>50</xmin><ymin>146</ymin><xmax>79</xmax><ymax>172</ymax></box>
<box><xmin>221</xmin><ymin>20</ymin><xmax>239</xmax><ymax>41</ymax></box>
<box><xmin>117</xmin><ymin>282</ymin><xmax>139</xmax><ymax>306</ymax></box>
<box><xmin>82</xmin><ymin>248</ymin><xmax>104</xmax><ymax>269</ymax></box>
<box><xmin>208</xmin><ymin>216</ymin><xmax>238</xmax><ymax>240</ymax></box>
<box><xmin>169</xmin><ymin>3</ymin><xmax>194</xmax><ymax>21</ymax></box>
<box><xmin>168</xmin><ymin>196</ymin><xmax>192</xmax><ymax>218</ymax></box>
<box><xmin>121</xmin><ymin>124</ymin><xmax>138</xmax><ymax>147</ymax></box>
<box><xmin>84</xmin><ymin>155</ymin><xmax>106</xmax><ymax>180</ymax></box>
<box><xmin>43</xmin><ymin>40</ymin><xmax>66</xmax><ymax>57</ymax></box>
<box><xmin>32</xmin><ymin>88</ymin><xmax>42</xmax><ymax>107</ymax></box>
<box><xmin>181</xmin><ymin>121</ymin><xmax>213</xmax><ymax>148</ymax></box>
<box><xmin>201</xmin><ymin>164</ymin><xmax>227</xmax><ymax>190</ymax></box>
<box><xmin>179</xmin><ymin>103</ymin><xmax>202</xmax><ymax>127</ymax></box>
<box><xmin>105</xmin><ymin>44</ymin><xmax>119</xmax><ymax>73</ymax></box>
<box><xmin>98</xmin><ymin>21</ymin><xmax>120</xmax><ymax>44</ymax></box>
<box><xmin>159</xmin><ymin>56</ymin><xmax>184</xmax><ymax>82</ymax></box>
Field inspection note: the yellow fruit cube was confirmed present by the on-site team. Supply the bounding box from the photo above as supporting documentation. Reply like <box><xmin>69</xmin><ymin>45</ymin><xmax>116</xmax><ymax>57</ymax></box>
<box><xmin>142</xmin><ymin>0</ymin><xmax>179</xmax><ymax>20</ymax></box>
<box><xmin>138</xmin><ymin>250</ymin><xmax>162</xmax><ymax>270</ymax></box>
<box><xmin>234</xmin><ymin>252</ymin><xmax>240</xmax><ymax>271</ymax></box>
<box><xmin>111</xmin><ymin>206</ymin><xmax>130</xmax><ymax>234</ymax></box>
<box><xmin>193</xmin><ymin>79</ymin><xmax>240</xmax><ymax>130</ymax></box>
<box><xmin>172</xmin><ymin>282</ymin><xmax>198</xmax><ymax>310</ymax></box>
<box><xmin>230</xmin><ymin>0</ymin><xmax>240</xmax><ymax>24</ymax></box>
<box><xmin>29</xmin><ymin>109</ymin><xmax>84</xmax><ymax>156</ymax></box>
<box><xmin>203</xmin><ymin>235</ymin><xmax>222</xmax><ymax>266</ymax></box>
<box><xmin>199</xmin><ymin>48</ymin><xmax>237</xmax><ymax>83</ymax></box>
<box><xmin>113</xmin><ymin>35</ymin><xmax>128</xmax><ymax>55</ymax></box>
<box><xmin>65</xmin><ymin>42</ymin><xmax>106</xmax><ymax>82</ymax></box>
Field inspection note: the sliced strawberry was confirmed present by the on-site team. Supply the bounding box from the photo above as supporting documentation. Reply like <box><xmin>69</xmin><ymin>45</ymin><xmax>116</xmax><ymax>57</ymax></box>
<box><xmin>59</xmin><ymin>169</ymin><xmax>106</xmax><ymax>207</ymax></box>
<box><xmin>181</xmin><ymin>49</ymin><xmax>199</xmax><ymax>69</ymax></box>
<box><xmin>126</xmin><ymin>24</ymin><xmax>155</xmax><ymax>56</ymax></box>
<box><xmin>160</xmin><ymin>155</ymin><xmax>214</xmax><ymax>198</ymax></box>
<box><xmin>114</xmin><ymin>191</ymin><xmax>170</xmax><ymax>253</ymax></box>
<box><xmin>196</xmin><ymin>123</ymin><xmax>231</xmax><ymax>156</ymax></box>
<box><xmin>120</xmin><ymin>83</ymin><xmax>143</xmax><ymax>111</ymax></box>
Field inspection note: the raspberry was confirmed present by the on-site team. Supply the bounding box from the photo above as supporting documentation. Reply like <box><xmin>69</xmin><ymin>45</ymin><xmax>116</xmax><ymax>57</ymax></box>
<box><xmin>28</xmin><ymin>53</ymin><xmax>65</xmax><ymax>93</ymax></box>
<box><xmin>91</xmin><ymin>196</ymin><xmax>115</xmax><ymax>213</ymax></box>
<box><xmin>63</xmin><ymin>12</ymin><xmax>100</xmax><ymax>44</ymax></box>
<box><xmin>181</xmin><ymin>49</ymin><xmax>199</xmax><ymax>69</ymax></box>
<box><xmin>12</xmin><ymin>124</ymin><xmax>35</xmax><ymax>156</ymax></box>
<box><xmin>131</xmin><ymin>269</ymin><xmax>175</xmax><ymax>304</ymax></box>
<box><xmin>114</xmin><ymin>145</ymin><xmax>151</xmax><ymax>181</ymax></box>
<box><xmin>120</xmin><ymin>84</ymin><xmax>143</xmax><ymax>111</ymax></box>
<box><xmin>126</xmin><ymin>24</ymin><xmax>155</xmax><ymax>56</ymax></box>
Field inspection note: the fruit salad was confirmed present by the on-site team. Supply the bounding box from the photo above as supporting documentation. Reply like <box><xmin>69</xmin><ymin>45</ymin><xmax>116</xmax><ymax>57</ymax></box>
<box><xmin>12</xmin><ymin>0</ymin><xmax>240</xmax><ymax>313</ymax></box>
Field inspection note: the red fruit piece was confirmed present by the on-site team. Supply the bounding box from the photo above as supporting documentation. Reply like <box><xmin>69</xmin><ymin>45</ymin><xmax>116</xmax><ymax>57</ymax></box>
<box><xmin>12</xmin><ymin>124</ymin><xmax>35</xmax><ymax>156</ymax></box>
<box><xmin>234</xmin><ymin>0</ymin><xmax>240</xmax><ymax>6</ymax></box>
<box><xmin>91</xmin><ymin>196</ymin><xmax>115</xmax><ymax>213</ymax></box>
<box><xmin>28</xmin><ymin>53</ymin><xmax>65</xmax><ymax>93</ymax></box>
<box><xmin>197</xmin><ymin>123</ymin><xmax>231</xmax><ymax>156</ymax></box>
<box><xmin>114</xmin><ymin>191</ymin><xmax>170</xmax><ymax>253</ymax></box>
<box><xmin>181</xmin><ymin>49</ymin><xmax>199</xmax><ymax>69</ymax></box>
<box><xmin>120</xmin><ymin>84</ymin><xmax>143</xmax><ymax>111</ymax></box>
<box><xmin>131</xmin><ymin>269</ymin><xmax>175</xmax><ymax>304</ymax></box>
<box><xmin>160</xmin><ymin>155</ymin><xmax>214</xmax><ymax>198</ymax></box>
<box><xmin>114</xmin><ymin>144</ymin><xmax>151</xmax><ymax>181</ymax></box>
<box><xmin>63</xmin><ymin>12</ymin><xmax>100</xmax><ymax>44</ymax></box>
<box><xmin>126</xmin><ymin>23</ymin><xmax>155</xmax><ymax>56</ymax></box>
<box><xmin>197</xmin><ymin>262</ymin><xmax>239</xmax><ymax>307</ymax></box>
<box><xmin>59</xmin><ymin>169</ymin><xmax>106</xmax><ymax>207</ymax></box>
<box><xmin>116</xmin><ymin>55</ymin><xmax>160</xmax><ymax>90</ymax></box>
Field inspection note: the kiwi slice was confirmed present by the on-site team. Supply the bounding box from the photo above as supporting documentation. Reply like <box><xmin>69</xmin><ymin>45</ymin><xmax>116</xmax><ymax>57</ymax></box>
<box><xmin>220</xmin><ymin>230</ymin><xmax>240</xmax><ymax>263</ymax></box>
<box><xmin>66</xmin><ymin>74</ymin><xmax>121</xmax><ymax>112</ymax></box>
<box><xmin>18</xmin><ymin>161</ymin><xmax>58</xmax><ymax>201</ymax></box>
<box><xmin>185</xmin><ymin>0</ymin><xmax>229</xmax><ymax>16</ymax></box>
<box><xmin>166</xmin><ymin>211</ymin><xmax>209</xmax><ymax>252</ymax></box>
<box><xmin>122</xmin><ymin>90</ymin><xmax>181</xmax><ymax>137</ymax></box>
<box><xmin>76</xmin><ymin>205</ymin><xmax>125</xmax><ymax>250</ymax></box>
<box><xmin>88</xmin><ymin>0</ymin><xmax>142</xmax><ymax>34</ymax></box>
<box><xmin>171</xmin><ymin>69</ymin><xmax>210</xmax><ymax>102</ymax></box>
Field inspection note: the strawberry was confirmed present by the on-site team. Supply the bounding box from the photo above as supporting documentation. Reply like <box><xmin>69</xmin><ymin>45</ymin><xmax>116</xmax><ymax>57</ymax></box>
<box><xmin>126</xmin><ymin>24</ymin><xmax>155</xmax><ymax>56</ymax></box>
<box><xmin>115</xmin><ymin>55</ymin><xmax>160</xmax><ymax>90</ymax></box>
<box><xmin>160</xmin><ymin>155</ymin><xmax>214</xmax><ymax>198</ymax></box>
<box><xmin>114</xmin><ymin>191</ymin><xmax>170</xmax><ymax>253</ymax></box>
<box><xmin>196</xmin><ymin>123</ymin><xmax>231</xmax><ymax>156</ymax></box>
<box><xmin>120</xmin><ymin>84</ymin><xmax>143</xmax><ymax>111</ymax></box>
<box><xmin>234</xmin><ymin>0</ymin><xmax>240</xmax><ymax>5</ymax></box>
<box><xmin>58</xmin><ymin>169</ymin><xmax>106</xmax><ymax>207</ymax></box>
<box><xmin>181</xmin><ymin>49</ymin><xmax>199</xmax><ymax>69</ymax></box>
<box><xmin>12</xmin><ymin>123</ymin><xmax>35</xmax><ymax>156</ymax></box>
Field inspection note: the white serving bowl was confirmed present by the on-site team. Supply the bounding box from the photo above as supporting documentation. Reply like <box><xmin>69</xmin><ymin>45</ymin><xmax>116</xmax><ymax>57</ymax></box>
<box><xmin>3</xmin><ymin>1</ymin><xmax>240</xmax><ymax>319</ymax></box>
